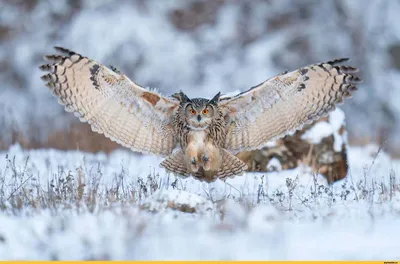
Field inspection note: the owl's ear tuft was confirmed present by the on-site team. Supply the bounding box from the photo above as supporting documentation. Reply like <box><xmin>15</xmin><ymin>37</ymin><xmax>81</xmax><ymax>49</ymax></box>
<box><xmin>171</xmin><ymin>91</ymin><xmax>192</xmax><ymax>103</ymax></box>
<box><xmin>208</xmin><ymin>92</ymin><xmax>221</xmax><ymax>105</ymax></box>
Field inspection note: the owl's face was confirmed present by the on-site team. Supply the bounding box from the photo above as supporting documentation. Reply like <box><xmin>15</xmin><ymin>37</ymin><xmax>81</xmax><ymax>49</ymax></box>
<box><xmin>184</xmin><ymin>100</ymin><xmax>216</xmax><ymax>129</ymax></box>
<box><xmin>175</xmin><ymin>92</ymin><xmax>221</xmax><ymax>130</ymax></box>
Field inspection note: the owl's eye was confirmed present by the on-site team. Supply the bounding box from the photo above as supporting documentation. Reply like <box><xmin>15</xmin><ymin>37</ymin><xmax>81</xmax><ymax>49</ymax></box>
<box><xmin>202</xmin><ymin>109</ymin><xmax>209</xmax><ymax>115</ymax></box>
<box><xmin>189</xmin><ymin>109</ymin><xmax>196</xmax><ymax>115</ymax></box>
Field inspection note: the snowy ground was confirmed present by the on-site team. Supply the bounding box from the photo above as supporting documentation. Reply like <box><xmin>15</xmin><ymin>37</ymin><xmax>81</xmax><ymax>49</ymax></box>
<box><xmin>0</xmin><ymin>143</ymin><xmax>399</xmax><ymax>260</ymax></box>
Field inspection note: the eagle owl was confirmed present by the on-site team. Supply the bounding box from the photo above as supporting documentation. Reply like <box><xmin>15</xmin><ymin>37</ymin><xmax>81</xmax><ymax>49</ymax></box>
<box><xmin>39</xmin><ymin>47</ymin><xmax>361</xmax><ymax>182</ymax></box>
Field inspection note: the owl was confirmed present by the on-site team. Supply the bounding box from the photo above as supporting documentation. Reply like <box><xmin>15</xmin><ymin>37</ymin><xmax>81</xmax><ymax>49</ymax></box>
<box><xmin>39</xmin><ymin>47</ymin><xmax>361</xmax><ymax>182</ymax></box>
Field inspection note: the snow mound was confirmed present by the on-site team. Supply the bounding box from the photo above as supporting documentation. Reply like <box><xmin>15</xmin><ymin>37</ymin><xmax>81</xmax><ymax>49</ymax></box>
<box><xmin>142</xmin><ymin>189</ymin><xmax>213</xmax><ymax>214</ymax></box>
<box><xmin>301</xmin><ymin>108</ymin><xmax>346</xmax><ymax>152</ymax></box>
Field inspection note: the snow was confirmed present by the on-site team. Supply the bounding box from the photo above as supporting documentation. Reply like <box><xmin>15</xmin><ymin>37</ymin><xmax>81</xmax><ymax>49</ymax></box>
<box><xmin>0</xmin><ymin>141</ymin><xmax>399</xmax><ymax>260</ymax></box>
<box><xmin>142</xmin><ymin>189</ymin><xmax>213</xmax><ymax>213</ymax></box>
<box><xmin>301</xmin><ymin>108</ymin><xmax>346</xmax><ymax>151</ymax></box>
<box><xmin>266</xmin><ymin>157</ymin><xmax>282</xmax><ymax>171</ymax></box>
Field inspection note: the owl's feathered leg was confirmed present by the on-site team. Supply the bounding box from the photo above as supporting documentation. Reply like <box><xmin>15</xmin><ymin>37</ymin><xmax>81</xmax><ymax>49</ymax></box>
<box><xmin>202</xmin><ymin>142</ymin><xmax>222</xmax><ymax>172</ymax></box>
<box><xmin>185</xmin><ymin>144</ymin><xmax>200</xmax><ymax>173</ymax></box>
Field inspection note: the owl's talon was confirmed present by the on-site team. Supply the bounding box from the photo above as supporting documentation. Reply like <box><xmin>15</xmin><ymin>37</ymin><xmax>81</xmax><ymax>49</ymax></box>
<box><xmin>202</xmin><ymin>155</ymin><xmax>211</xmax><ymax>171</ymax></box>
<box><xmin>190</xmin><ymin>157</ymin><xmax>199</xmax><ymax>172</ymax></box>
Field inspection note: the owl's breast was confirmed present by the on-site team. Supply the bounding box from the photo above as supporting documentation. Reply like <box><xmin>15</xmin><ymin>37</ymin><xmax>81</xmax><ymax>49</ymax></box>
<box><xmin>188</xmin><ymin>130</ymin><xmax>207</xmax><ymax>147</ymax></box>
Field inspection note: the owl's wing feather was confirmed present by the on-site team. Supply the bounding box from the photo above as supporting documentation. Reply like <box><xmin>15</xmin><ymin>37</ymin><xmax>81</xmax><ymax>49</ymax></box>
<box><xmin>220</xmin><ymin>58</ymin><xmax>361</xmax><ymax>153</ymax></box>
<box><xmin>39</xmin><ymin>46</ymin><xmax>179</xmax><ymax>156</ymax></box>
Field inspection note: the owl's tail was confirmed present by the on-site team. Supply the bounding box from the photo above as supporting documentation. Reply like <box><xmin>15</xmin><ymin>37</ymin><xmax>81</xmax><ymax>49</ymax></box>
<box><xmin>214</xmin><ymin>149</ymin><xmax>248</xmax><ymax>180</ymax></box>
<box><xmin>160</xmin><ymin>149</ymin><xmax>248</xmax><ymax>182</ymax></box>
<box><xmin>160</xmin><ymin>150</ymin><xmax>192</xmax><ymax>177</ymax></box>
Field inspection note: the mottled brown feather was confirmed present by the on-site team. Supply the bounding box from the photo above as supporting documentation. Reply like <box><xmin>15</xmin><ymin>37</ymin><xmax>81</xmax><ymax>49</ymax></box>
<box><xmin>39</xmin><ymin>47</ymin><xmax>180</xmax><ymax>156</ymax></box>
<box><xmin>220</xmin><ymin>58</ymin><xmax>361</xmax><ymax>153</ymax></box>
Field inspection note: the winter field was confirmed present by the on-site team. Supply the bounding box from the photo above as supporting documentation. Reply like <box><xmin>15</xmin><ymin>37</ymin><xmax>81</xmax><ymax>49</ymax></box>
<box><xmin>0</xmin><ymin>141</ymin><xmax>399</xmax><ymax>260</ymax></box>
<box><xmin>1</xmin><ymin>0</ymin><xmax>400</xmax><ymax>260</ymax></box>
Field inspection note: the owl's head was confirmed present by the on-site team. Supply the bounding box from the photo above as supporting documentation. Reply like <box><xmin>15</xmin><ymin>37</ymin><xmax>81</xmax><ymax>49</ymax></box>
<box><xmin>174</xmin><ymin>92</ymin><xmax>221</xmax><ymax>130</ymax></box>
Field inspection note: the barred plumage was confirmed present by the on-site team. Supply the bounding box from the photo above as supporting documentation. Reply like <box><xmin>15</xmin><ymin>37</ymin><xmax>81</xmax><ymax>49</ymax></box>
<box><xmin>219</xmin><ymin>58</ymin><xmax>361</xmax><ymax>153</ymax></box>
<box><xmin>40</xmin><ymin>47</ymin><xmax>361</xmax><ymax>182</ymax></box>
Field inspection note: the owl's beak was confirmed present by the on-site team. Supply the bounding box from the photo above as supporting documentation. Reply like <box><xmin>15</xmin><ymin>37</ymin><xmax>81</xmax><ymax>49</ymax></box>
<box><xmin>197</xmin><ymin>115</ymin><xmax>202</xmax><ymax>122</ymax></box>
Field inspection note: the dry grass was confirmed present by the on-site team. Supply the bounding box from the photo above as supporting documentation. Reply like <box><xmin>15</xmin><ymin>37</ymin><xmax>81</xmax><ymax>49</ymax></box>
<box><xmin>0</xmin><ymin>153</ymin><xmax>162</xmax><ymax>215</ymax></box>
<box><xmin>0</xmin><ymin>145</ymin><xmax>399</xmax><ymax>260</ymax></box>
<box><xmin>0</xmin><ymin>148</ymin><xmax>398</xmax><ymax>260</ymax></box>
<box><xmin>0</xmin><ymin>146</ymin><xmax>399</xmax><ymax>217</ymax></box>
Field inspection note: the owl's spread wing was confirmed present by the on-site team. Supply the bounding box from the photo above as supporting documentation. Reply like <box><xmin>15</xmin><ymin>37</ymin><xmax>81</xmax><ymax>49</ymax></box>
<box><xmin>39</xmin><ymin>47</ymin><xmax>180</xmax><ymax>156</ymax></box>
<box><xmin>220</xmin><ymin>58</ymin><xmax>361</xmax><ymax>153</ymax></box>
